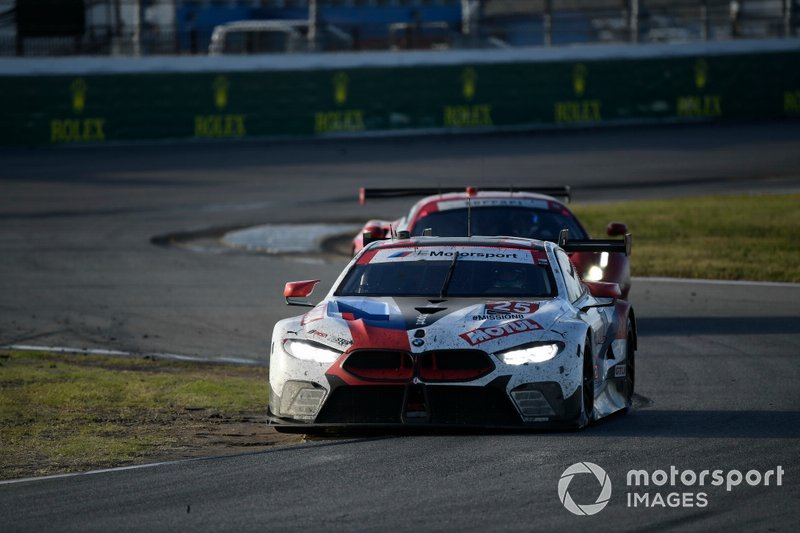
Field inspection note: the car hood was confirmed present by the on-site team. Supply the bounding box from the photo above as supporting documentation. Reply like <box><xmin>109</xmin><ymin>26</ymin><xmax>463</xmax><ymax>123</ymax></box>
<box><xmin>293</xmin><ymin>296</ymin><xmax>568</xmax><ymax>354</ymax></box>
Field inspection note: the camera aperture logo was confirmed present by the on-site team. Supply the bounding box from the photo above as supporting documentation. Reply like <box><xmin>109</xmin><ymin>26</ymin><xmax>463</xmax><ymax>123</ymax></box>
<box><xmin>558</xmin><ymin>463</ymin><xmax>785</xmax><ymax>515</ymax></box>
<box><xmin>558</xmin><ymin>462</ymin><xmax>612</xmax><ymax>516</ymax></box>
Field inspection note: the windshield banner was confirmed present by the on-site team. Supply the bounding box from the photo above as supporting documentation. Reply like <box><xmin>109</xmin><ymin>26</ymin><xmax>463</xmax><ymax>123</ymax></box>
<box><xmin>369</xmin><ymin>247</ymin><xmax>535</xmax><ymax>264</ymax></box>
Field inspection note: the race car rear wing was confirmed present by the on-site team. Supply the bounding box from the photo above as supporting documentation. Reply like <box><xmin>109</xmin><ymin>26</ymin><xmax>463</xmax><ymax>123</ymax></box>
<box><xmin>558</xmin><ymin>229</ymin><xmax>631</xmax><ymax>256</ymax></box>
<box><xmin>359</xmin><ymin>186</ymin><xmax>571</xmax><ymax>205</ymax></box>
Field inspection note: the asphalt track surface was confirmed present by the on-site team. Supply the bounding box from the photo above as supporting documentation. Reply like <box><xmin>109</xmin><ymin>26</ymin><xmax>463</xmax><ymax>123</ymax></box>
<box><xmin>1</xmin><ymin>121</ymin><xmax>800</xmax><ymax>531</ymax></box>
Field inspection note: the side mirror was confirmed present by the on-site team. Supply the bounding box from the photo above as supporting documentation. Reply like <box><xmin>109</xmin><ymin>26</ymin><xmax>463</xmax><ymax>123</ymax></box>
<box><xmin>607</xmin><ymin>222</ymin><xmax>629</xmax><ymax>236</ymax></box>
<box><xmin>580</xmin><ymin>281</ymin><xmax>620</xmax><ymax>312</ymax></box>
<box><xmin>284</xmin><ymin>280</ymin><xmax>320</xmax><ymax>307</ymax></box>
<box><xmin>363</xmin><ymin>231</ymin><xmax>377</xmax><ymax>247</ymax></box>
<box><xmin>585</xmin><ymin>281</ymin><xmax>622</xmax><ymax>299</ymax></box>
<box><xmin>362</xmin><ymin>223</ymin><xmax>388</xmax><ymax>247</ymax></box>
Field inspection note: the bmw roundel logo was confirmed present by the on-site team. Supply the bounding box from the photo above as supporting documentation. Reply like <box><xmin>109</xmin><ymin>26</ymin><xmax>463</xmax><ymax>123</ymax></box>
<box><xmin>412</xmin><ymin>338</ymin><xmax>425</xmax><ymax>347</ymax></box>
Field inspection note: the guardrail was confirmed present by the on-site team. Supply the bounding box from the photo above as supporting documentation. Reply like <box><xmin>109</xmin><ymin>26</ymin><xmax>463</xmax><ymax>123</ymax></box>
<box><xmin>1</xmin><ymin>39</ymin><xmax>798</xmax><ymax>146</ymax></box>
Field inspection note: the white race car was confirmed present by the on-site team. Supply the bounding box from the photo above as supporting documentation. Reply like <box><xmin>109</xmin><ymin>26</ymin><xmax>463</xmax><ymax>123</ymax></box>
<box><xmin>269</xmin><ymin>233</ymin><xmax>635</xmax><ymax>430</ymax></box>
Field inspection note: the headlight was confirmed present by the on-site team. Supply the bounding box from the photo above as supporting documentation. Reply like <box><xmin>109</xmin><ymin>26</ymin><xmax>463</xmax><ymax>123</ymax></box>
<box><xmin>584</xmin><ymin>252</ymin><xmax>609</xmax><ymax>282</ymax></box>
<box><xmin>585</xmin><ymin>265</ymin><xmax>604</xmax><ymax>281</ymax></box>
<box><xmin>497</xmin><ymin>343</ymin><xmax>562</xmax><ymax>365</ymax></box>
<box><xmin>283</xmin><ymin>339</ymin><xmax>341</xmax><ymax>363</ymax></box>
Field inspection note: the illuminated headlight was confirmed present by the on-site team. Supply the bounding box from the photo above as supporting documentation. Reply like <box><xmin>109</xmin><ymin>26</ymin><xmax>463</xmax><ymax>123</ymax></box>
<box><xmin>497</xmin><ymin>343</ymin><xmax>562</xmax><ymax>365</ymax></box>
<box><xmin>283</xmin><ymin>339</ymin><xmax>341</xmax><ymax>364</ymax></box>
<box><xmin>584</xmin><ymin>252</ymin><xmax>609</xmax><ymax>282</ymax></box>
<box><xmin>585</xmin><ymin>265</ymin><xmax>604</xmax><ymax>281</ymax></box>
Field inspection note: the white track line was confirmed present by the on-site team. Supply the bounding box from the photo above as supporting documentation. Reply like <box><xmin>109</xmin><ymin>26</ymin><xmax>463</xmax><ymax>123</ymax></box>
<box><xmin>2</xmin><ymin>344</ymin><xmax>263</xmax><ymax>366</ymax></box>
<box><xmin>0</xmin><ymin>458</ymin><xmax>204</xmax><ymax>486</ymax></box>
<box><xmin>633</xmin><ymin>277</ymin><xmax>800</xmax><ymax>288</ymax></box>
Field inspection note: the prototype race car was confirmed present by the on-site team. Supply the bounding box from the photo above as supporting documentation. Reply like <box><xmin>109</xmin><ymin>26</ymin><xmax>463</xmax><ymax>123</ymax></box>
<box><xmin>269</xmin><ymin>234</ymin><xmax>636</xmax><ymax>430</ymax></box>
<box><xmin>352</xmin><ymin>186</ymin><xmax>631</xmax><ymax>298</ymax></box>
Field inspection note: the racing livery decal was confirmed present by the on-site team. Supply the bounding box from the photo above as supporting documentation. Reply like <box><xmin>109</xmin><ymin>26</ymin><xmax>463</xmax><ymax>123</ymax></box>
<box><xmin>471</xmin><ymin>301</ymin><xmax>541</xmax><ymax>321</ymax></box>
<box><xmin>437</xmin><ymin>198</ymin><xmax>550</xmax><ymax>211</ymax></box>
<box><xmin>369</xmin><ymin>247</ymin><xmax>536</xmax><ymax>264</ymax></box>
<box><xmin>460</xmin><ymin>318</ymin><xmax>544</xmax><ymax>346</ymax></box>
<box><xmin>485</xmin><ymin>301</ymin><xmax>540</xmax><ymax>315</ymax></box>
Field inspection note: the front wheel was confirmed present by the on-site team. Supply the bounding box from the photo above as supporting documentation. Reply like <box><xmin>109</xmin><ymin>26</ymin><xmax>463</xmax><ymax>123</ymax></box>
<box><xmin>569</xmin><ymin>337</ymin><xmax>595</xmax><ymax>430</ymax></box>
<box><xmin>623</xmin><ymin>319</ymin><xmax>636</xmax><ymax>411</ymax></box>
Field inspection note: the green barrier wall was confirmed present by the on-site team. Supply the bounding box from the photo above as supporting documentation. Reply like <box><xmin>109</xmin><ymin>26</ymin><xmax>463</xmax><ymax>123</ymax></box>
<box><xmin>2</xmin><ymin>50</ymin><xmax>799</xmax><ymax>145</ymax></box>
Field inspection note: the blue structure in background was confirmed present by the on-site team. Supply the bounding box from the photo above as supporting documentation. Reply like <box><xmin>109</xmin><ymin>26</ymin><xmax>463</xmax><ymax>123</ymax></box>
<box><xmin>499</xmin><ymin>13</ymin><xmax>593</xmax><ymax>46</ymax></box>
<box><xmin>176</xmin><ymin>4</ymin><xmax>463</xmax><ymax>53</ymax></box>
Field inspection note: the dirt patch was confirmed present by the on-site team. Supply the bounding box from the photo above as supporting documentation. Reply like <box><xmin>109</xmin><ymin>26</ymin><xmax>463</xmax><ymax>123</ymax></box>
<box><xmin>145</xmin><ymin>410</ymin><xmax>305</xmax><ymax>463</ymax></box>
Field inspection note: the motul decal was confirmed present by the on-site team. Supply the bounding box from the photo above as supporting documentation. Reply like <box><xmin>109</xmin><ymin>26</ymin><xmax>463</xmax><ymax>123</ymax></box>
<box><xmin>460</xmin><ymin>318</ymin><xmax>543</xmax><ymax>346</ymax></box>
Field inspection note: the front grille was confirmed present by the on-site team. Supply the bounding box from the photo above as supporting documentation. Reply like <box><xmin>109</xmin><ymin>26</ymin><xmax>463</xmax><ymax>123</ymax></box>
<box><xmin>315</xmin><ymin>378</ymin><xmax>524</xmax><ymax>426</ymax></box>
<box><xmin>342</xmin><ymin>350</ymin><xmax>414</xmax><ymax>381</ymax></box>
<box><xmin>425</xmin><ymin>385</ymin><xmax>521</xmax><ymax>426</ymax></box>
<box><xmin>315</xmin><ymin>385</ymin><xmax>405</xmax><ymax>424</ymax></box>
<box><xmin>341</xmin><ymin>349</ymin><xmax>493</xmax><ymax>383</ymax></box>
<box><xmin>418</xmin><ymin>350</ymin><xmax>494</xmax><ymax>382</ymax></box>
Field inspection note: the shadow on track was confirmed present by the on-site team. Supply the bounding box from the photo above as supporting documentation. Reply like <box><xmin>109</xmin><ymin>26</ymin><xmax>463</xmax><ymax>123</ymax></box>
<box><xmin>272</xmin><ymin>407</ymin><xmax>800</xmax><ymax>446</ymax></box>
<box><xmin>588</xmin><ymin>409</ymin><xmax>800</xmax><ymax>439</ymax></box>
<box><xmin>637</xmin><ymin>316</ymin><xmax>800</xmax><ymax>337</ymax></box>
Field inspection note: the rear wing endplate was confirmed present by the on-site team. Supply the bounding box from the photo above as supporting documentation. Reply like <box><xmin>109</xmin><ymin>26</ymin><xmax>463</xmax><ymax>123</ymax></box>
<box><xmin>359</xmin><ymin>186</ymin><xmax>571</xmax><ymax>205</ymax></box>
<box><xmin>558</xmin><ymin>229</ymin><xmax>631</xmax><ymax>256</ymax></box>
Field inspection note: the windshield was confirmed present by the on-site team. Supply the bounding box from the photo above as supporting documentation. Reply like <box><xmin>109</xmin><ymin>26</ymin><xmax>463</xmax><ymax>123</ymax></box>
<box><xmin>336</xmin><ymin>256</ymin><xmax>556</xmax><ymax>298</ymax></box>
<box><xmin>410</xmin><ymin>206</ymin><xmax>586</xmax><ymax>241</ymax></box>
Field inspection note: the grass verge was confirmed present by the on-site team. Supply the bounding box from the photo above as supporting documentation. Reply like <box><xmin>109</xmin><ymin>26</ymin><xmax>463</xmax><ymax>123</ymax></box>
<box><xmin>571</xmin><ymin>193</ymin><xmax>799</xmax><ymax>283</ymax></box>
<box><xmin>0</xmin><ymin>350</ymin><xmax>295</xmax><ymax>481</ymax></box>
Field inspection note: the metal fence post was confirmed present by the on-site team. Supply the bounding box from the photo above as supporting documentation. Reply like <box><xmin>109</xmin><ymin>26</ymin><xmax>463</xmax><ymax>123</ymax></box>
<box><xmin>730</xmin><ymin>1</ymin><xmax>741</xmax><ymax>38</ymax></box>
<box><xmin>544</xmin><ymin>0</ymin><xmax>552</xmax><ymax>47</ymax></box>
<box><xmin>132</xmin><ymin>0</ymin><xmax>141</xmax><ymax>56</ymax></box>
<box><xmin>701</xmin><ymin>0</ymin><xmax>710</xmax><ymax>41</ymax></box>
<box><xmin>309</xmin><ymin>0</ymin><xmax>320</xmax><ymax>52</ymax></box>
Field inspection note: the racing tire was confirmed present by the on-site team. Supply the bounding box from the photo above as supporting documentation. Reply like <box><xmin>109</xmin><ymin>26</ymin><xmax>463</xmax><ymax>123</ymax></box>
<box><xmin>582</xmin><ymin>338</ymin><xmax>595</xmax><ymax>426</ymax></box>
<box><xmin>569</xmin><ymin>336</ymin><xmax>595</xmax><ymax>430</ymax></box>
<box><xmin>623</xmin><ymin>319</ymin><xmax>636</xmax><ymax>411</ymax></box>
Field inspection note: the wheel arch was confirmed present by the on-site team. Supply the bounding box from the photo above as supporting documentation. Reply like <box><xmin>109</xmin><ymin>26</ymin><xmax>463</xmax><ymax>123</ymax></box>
<box><xmin>628</xmin><ymin>305</ymin><xmax>638</xmax><ymax>351</ymax></box>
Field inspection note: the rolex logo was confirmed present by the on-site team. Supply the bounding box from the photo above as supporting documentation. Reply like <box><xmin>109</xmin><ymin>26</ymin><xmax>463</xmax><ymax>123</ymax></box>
<box><xmin>213</xmin><ymin>76</ymin><xmax>229</xmax><ymax>110</ymax></box>
<box><xmin>462</xmin><ymin>67</ymin><xmax>477</xmax><ymax>101</ymax></box>
<box><xmin>333</xmin><ymin>72</ymin><xmax>349</xmax><ymax>106</ymax></box>
<box><xmin>71</xmin><ymin>78</ymin><xmax>87</xmax><ymax>113</ymax></box>
<box><xmin>573</xmin><ymin>64</ymin><xmax>587</xmax><ymax>97</ymax></box>
<box><xmin>694</xmin><ymin>59</ymin><xmax>708</xmax><ymax>90</ymax></box>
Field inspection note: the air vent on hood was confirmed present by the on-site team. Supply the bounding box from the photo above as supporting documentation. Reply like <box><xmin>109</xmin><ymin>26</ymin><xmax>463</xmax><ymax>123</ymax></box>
<box><xmin>415</xmin><ymin>307</ymin><xmax>447</xmax><ymax>315</ymax></box>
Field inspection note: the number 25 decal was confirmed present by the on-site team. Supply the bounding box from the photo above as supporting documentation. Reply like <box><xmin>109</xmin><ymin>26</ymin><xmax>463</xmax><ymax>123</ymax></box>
<box><xmin>486</xmin><ymin>301</ymin><xmax>538</xmax><ymax>314</ymax></box>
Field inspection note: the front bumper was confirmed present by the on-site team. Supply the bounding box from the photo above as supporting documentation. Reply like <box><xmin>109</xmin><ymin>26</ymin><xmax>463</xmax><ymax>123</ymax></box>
<box><xmin>269</xmin><ymin>376</ymin><xmax>582</xmax><ymax>429</ymax></box>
